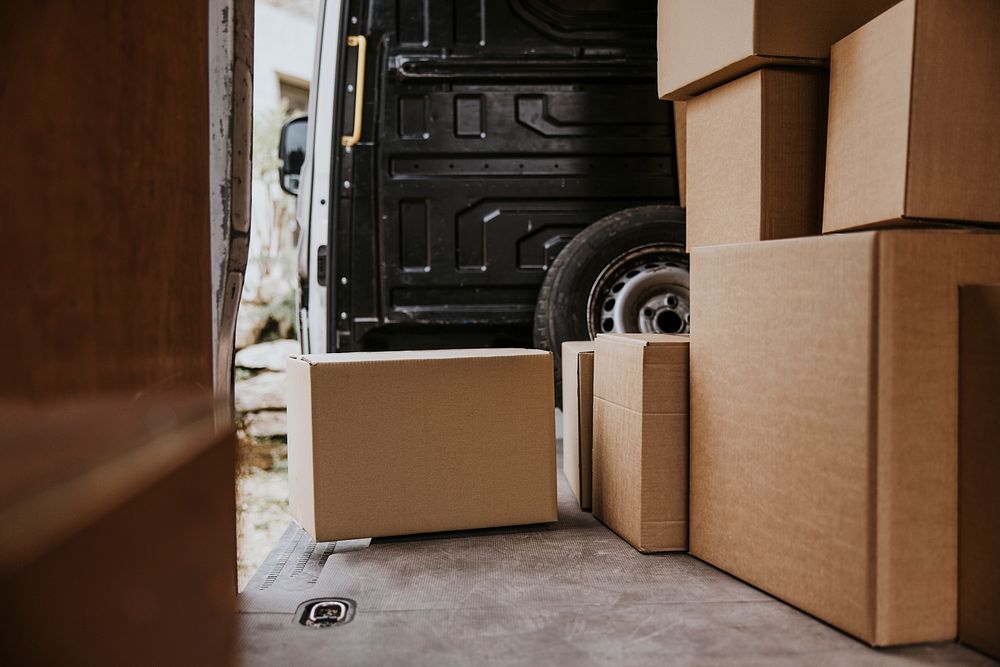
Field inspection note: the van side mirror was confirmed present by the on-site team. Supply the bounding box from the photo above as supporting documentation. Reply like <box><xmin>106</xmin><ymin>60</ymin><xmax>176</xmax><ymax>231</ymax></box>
<box><xmin>278</xmin><ymin>116</ymin><xmax>308</xmax><ymax>195</ymax></box>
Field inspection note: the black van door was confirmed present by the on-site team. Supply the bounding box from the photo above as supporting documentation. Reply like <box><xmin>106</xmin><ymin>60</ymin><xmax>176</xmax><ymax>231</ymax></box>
<box><xmin>328</xmin><ymin>0</ymin><xmax>680</xmax><ymax>352</ymax></box>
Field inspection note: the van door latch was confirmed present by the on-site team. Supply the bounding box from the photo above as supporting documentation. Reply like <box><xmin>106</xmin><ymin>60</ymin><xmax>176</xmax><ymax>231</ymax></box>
<box><xmin>316</xmin><ymin>245</ymin><xmax>328</xmax><ymax>285</ymax></box>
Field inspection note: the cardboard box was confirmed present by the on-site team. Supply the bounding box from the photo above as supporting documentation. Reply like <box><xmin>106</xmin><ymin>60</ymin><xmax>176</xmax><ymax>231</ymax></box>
<box><xmin>823</xmin><ymin>0</ymin><xmax>1000</xmax><ymax>232</ymax></box>
<box><xmin>561</xmin><ymin>341</ymin><xmax>594</xmax><ymax>510</ymax></box>
<box><xmin>687</xmin><ymin>68</ymin><xmax>827</xmax><ymax>251</ymax></box>
<box><xmin>592</xmin><ymin>333</ymin><xmax>688</xmax><ymax>553</ymax></box>
<box><xmin>958</xmin><ymin>285</ymin><xmax>1000</xmax><ymax>660</ymax></box>
<box><xmin>286</xmin><ymin>349</ymin><xmax>558</xmax><ymax>541</ymax></box>
<box><xmin>690</xmin><ymin>230</ymin><xmax>1000</xmax><ymax>646</ymax></box>
<box><xmin>657</xmin><ymin>0</ymin><xmax>897</xmax><ymax>100</ymax></box>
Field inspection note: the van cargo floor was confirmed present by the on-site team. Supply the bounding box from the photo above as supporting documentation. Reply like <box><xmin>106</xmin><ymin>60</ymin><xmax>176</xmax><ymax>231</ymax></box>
<box><xmin>237</xmin><ymin>462</ymin><xmax>991</xmax><ymax>666</ymax></box>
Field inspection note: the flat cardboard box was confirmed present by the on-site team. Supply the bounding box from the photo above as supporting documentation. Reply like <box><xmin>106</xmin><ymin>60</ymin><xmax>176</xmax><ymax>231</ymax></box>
<box><xmin>286</xmin><ymin>349</ymin><xmax>558</xmax><ymax>541</ymax></box>
<box><xmin>592</xmin><ymin>333</ymin><xmax>688</xmax><ymax>553</ymax></box>
<box><xmin>958</xmin><ymin>285</ymin><xmax>1000</xmax><ymax>660</ymax></box>
<box><xmin>657</xmin><ymin>0</ymin><xmax>897</xmax><ymax>100</ymax></box>
<box><xmin>561</xmin><ymin>341</ymin><xmax>594</xmax><ymax>510</ymax></box>
<box><xmin>690</xmin><ymin>230</ymin><xmax>1000</xmax><ymax>646</ymax></box>
<box><xmin>823</xmin><ymin>0</ymin><xmax>1000</xmax><ymax>232</ymax></box>
<box><xmin>686</xmin><ymin>68</ymin><xmax>827</xmax><ymax>251</ymax></box>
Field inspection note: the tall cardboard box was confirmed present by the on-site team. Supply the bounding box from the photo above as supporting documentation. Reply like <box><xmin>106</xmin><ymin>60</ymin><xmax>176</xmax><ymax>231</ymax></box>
<box><xmin>593</xmin><ymin>333</ymin><xmax>688</xmax><ymax>553</ymax></box>
<box><xmin>687</xmin><ymin>68</ymin><xmax>827</xmax><ymax>251</ymax></box>
<box><xmin>657</xmin><ymin>0</ymin><xmax>897</xmax><ymax>100</ymax></box>
<box><xmin>561</xmin><ymin>341</ymin><xmax>594</xmax><ymax>510</ymax></box>
<box><xmin>690</xmin><ymin>230</ymin><xmax>1000</xmax><ymax>646</ymax></box>
<box><xmin>286</xmin><ymin>349</ymin><xmax>558</xmax><ymax>541</ymax></box>
<box><xmin>958</xmin><ymin>285</ymin><xmax>1000</xmax><ymax>660</ymax></box>
<box><xmin>823</xmin><ymin>0</ymin><xmax>1000</xmax><ymax>232</ymax></box>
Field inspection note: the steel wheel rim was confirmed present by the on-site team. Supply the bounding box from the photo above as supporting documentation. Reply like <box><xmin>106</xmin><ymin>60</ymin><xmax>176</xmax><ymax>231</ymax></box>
<box><xmin>587</xmin><ymin>243</ymin><xmax>690</xmax><ymax>338</ymax></box>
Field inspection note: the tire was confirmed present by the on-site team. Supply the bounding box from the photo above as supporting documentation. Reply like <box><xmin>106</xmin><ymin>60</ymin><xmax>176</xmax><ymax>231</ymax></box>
<box><xmin>533</xmin><ymin>205</ymin><xmax>688</xmax><ymax>407</ymax></box>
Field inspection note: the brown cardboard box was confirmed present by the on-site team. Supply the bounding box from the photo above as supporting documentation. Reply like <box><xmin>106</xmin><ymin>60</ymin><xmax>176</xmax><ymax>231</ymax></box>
<box><xmin>823</xmin><ymin>0</ymin><xmax>1000</xmax><ymax>232</ymax></box>
<box><xmin>687</xmin><ymin>68</ymin><xmax>827</xmax><ymax>251</ymax></box>
<box><xmin>690</xmin><ymin>230</ymin><xmax>1000</xmax><ymax>646</ymax></box>
<box><xmin>657</xmin><ymin>0</ymin><xmax>897</xmax><ymax>100</ymax></box>
<box><xmin>561</xmin><ymin>341</ymin><xmax>594</xmax><ymax>510</ymax></box>
<box><xmin>958</xmin><ymin>285</ymin><xmax>1000</xmax><ymax>660</ymax></box>
<box><xmin>286</xmin><ymin>349</ymin><xmax>558</xmax><ymax>541</ymax></box>
<box><xmin>593</xmin><ymin>333</ymin><xmax>688</xmax><ymax>553</ymax></box>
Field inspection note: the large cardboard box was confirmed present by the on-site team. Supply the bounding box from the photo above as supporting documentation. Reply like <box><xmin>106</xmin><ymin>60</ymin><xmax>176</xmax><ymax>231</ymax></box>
<box><xmin>687</xmin><ymin>68</ymin><xmax>827</xmax><ymax>251</ymax></box>
<box><xmin>286</xmin><ymin>349</ymin><xmax>558</xmax><ymax>541</ymax></box>
<box><xmin>561</xmin><ymin>341</ymin><xmax>594</xmax><ymax>510</ymax></box>
<box><xmin>823</xmin><ymin>0</ymin><xmax>1000</xmax><ymax>232</ymax></box>
<box><xmin>657</xmin><ymin>0</ymin><xmax>897</xmax><ymax>100</ymax></box>
<box><xmin>593</xmin><ymin>333</ymin><xmax>688</xmax><ymax>553</ymax></box>
<box><xmin>958</xmin><ymin>285</ymin><xmax>1000</xmax><ymax>660</ymax></box>
<box><xmin>690</xmin><ymin>230</ymin><xmax>1000</xmax><ymax>646</ymax></box>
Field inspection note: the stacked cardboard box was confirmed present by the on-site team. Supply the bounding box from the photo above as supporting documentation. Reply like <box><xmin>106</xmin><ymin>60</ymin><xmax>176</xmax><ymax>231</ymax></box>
<box><xmin>591</xmin><ymin>334</ymin><xmax>689</xmax><ymax>553</ymax></box>
<box><xmin>662</xmin><ymin>0</ymin><xmax>1000</xmax><ymax>652</ymax></box>
<box><xmin>659</xmin><ymin>0</ymin><xmax>898</xmax><ymax>250</ymax></box>
<box><xmin>823</xmin><ymin>0</ymin><xmax>1000</xmax><ymax>231</ymax></box>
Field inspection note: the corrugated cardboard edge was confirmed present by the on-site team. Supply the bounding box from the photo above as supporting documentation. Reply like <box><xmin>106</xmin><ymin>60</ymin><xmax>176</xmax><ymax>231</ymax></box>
<box><xmin>285</xmin><ymin>357</ymin><xmax>317</xmax><ymax>538</ymax></box>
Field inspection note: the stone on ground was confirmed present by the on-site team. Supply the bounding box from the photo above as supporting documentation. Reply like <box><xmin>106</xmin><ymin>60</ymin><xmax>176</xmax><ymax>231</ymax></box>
<box><xmin>235</xmin><ymin>338</ymin><xmax>300</xmax><ymax>371</ymax></box>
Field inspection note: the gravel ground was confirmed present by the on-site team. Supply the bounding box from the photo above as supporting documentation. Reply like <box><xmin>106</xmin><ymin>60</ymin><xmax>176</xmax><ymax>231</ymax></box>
<box><xmin>237</xmin><ymin>458</ymin><xmax>292</xmax><ymax>591</ymax></box>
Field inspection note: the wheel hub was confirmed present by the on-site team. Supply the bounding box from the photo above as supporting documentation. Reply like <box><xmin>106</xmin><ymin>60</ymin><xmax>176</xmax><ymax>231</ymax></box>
<box><xmin>589</xmin><ymin>247</ymin><xmax>690</xmax><ymax>337</ymax></box>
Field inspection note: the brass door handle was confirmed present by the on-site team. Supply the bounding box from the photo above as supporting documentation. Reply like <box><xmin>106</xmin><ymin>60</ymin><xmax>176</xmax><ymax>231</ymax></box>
<box><xmin>341</xmin><ymin>35</ymin><xmax>367</xmax><ymax>147</ymax></box>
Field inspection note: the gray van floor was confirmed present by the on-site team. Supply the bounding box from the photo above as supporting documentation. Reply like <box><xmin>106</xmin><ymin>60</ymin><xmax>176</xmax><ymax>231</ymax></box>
<box><xmin>238</xmin><ymin>458</ymin><xmax>994</xmax><ymax>666</ymax></box>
